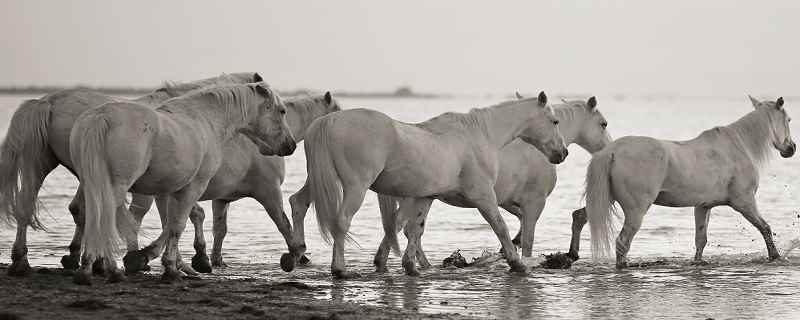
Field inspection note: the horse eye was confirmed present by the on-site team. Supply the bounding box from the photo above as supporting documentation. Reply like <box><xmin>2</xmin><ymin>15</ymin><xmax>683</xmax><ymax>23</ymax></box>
<box><xmin>553</xmin><ymin>120</ymin><xmax>559</xmax><ymax>125</ymax></box>
<box><xmin>601</xmin><ymin>121</ymin><xmax>608</xmax><ymax>128</ymax></box>
<box><xmin>280</xmin><ymin>109</ymin><xmax>286</xmax><ymax>115</ymax></box>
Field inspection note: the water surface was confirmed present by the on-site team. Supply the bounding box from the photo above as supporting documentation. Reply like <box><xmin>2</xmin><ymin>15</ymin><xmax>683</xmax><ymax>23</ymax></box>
<box><xmin>1</xmin><ymin>94</ymin><xmax>799</xmax><ymax>319</ymax></box>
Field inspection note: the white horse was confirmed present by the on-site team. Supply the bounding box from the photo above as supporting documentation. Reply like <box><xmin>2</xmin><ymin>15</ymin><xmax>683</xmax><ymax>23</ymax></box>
<box><xmin>586</xmin><ymin>96</ymin><xmax>795</xmax><ymax>268</ymax></box>
<box><xmin>69</xmin><ymin>82</ymin><xmax>295</xmax><ymax>284</ymax></box>
<box><xmin>0</xmin><ymin>72</ymin><xmax>260</xmax><ymax>276</ymax></box>
<box><xmin>121</xmin><ymin>92</ymin><xmax>341</xmax><ymax>274</ymax></box>
<box><xmin>297</xmin><ymin>92</ymin><xmax>568</xmax><ymax>278</ymax></box>
<box><xmin>373</xmin><ymin>96</ymin><xmax>612</xmax><ymax>272</ymax></box>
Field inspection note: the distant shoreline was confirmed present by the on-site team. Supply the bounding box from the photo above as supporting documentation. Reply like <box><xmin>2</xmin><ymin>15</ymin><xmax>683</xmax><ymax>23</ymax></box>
<box><xmin>0</xmin><ymin>86</ymin><xmax>448</xmax><ymax>99</ymax></box>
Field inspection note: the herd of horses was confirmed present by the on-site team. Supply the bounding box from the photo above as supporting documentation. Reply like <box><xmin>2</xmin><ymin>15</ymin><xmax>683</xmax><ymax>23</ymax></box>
<box><xmin>0</xmin><ymin>72</ymin><xmax>794</xmax><ymax>284</ymax></box>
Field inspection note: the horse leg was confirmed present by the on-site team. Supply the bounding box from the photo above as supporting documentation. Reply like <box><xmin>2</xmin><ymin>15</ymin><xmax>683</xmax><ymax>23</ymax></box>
<box><xmin>127</xmin><ymin>193</ymin><xmax>154</xmax><ymax>252</ymax></box>
<box><xmin>374</xmin><ymin>196</ymin><xmax>406</xmax><ymax>273</ymax></box>
<box><xmin>730</xmin><ymin>197</ymin><xmax>780</xmax><ymax>260</ymax></box>
<box><xmin>518</xmin><ymin>196</ymin><xmax>547</xmax><ymax>258</ymax></box>
<box><xmin>692</xmin><ymin>206</ymin><xmax>711</xmax><ymax>264</ymax></box>
<box><xmin>254</xmin><ymin>183</ymin><xmax>304</xmax><ymax>273</ymax></box>
<box><xmin>288</xmin><ymin>180</ymin><xmax>312</xmax><ymax>266</ymax></box>
<box><xmin>210</xmin><ymin>200</ymin><xmax>230</xmax><ymax>267</ymax></box>
<box><xmin>401</xmin><ymin>198</ymin><xmax>433</xmax><ymax>276</ymax></box>
<box><xmin>124</xmin><ymin>195</ymin><xmax>169</xmax><ymax>273</ymax></box>
<box><xmin>161</xmin><ymin>186</ymin><xmax>206</xmax><ymax>283</ymax></box>
<box><xmin>472</xmin><ymin>193</ymin><xmax>526</xmax><ymax>273</ymax></box>
<box><xmin>9</xmin><ymin>221</ymin><xmax>31</xmax><ymax>276</ymax></box>
<box><xmin>567</xmin><ymin>208</ymin><xmax>587</xmax><ymax>261</ymax></box>
<box><xmin>61</xmin><ymin>189</ymin><xmax>85</xmax><ymax>270</ymax></box>
<box><xmin>189</xmin><ymin>204</ymin><xmax>212</xmax><ymax>273</ymax></box>
<box><xmin>413</xmin><ymin>205</ymin><xmax>432</xmax><ymax>269</ymax></box>
<box><xmin>331</xmin><ymin>186</ymin><xmax>368</xmax><ymax>279</ymax></box>
<box><xmin>615</xmin><ymin>206</ymin><xmax>648</xmax><ymax>269</ymax></box>
<box><xmin>500</xmin><ymin>204</ymin><xmax>523</xmax><ymax>249</ymax></box>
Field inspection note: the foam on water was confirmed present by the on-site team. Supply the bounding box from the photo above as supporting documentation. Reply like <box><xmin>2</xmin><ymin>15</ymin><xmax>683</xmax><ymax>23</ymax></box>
<box><xmin>1</xmin><ymin>95</ymin><xmax>800</xmax><ymax>319</ymax></box>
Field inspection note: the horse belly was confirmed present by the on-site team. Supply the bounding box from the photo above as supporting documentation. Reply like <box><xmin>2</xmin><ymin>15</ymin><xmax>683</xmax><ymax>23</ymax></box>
<box><xmin>370</xmin><ymin>164</ymin><xmax>459</xmax><ymax>197</ymax></box>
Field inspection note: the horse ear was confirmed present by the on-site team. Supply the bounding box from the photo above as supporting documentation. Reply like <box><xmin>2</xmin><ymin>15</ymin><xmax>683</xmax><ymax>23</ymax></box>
<box><xmin>748</xmin><ymin>95</ymin><xmax>760</xmax><ymax>108</ymax></box>
<box><xmin>776</xmin><ymin>97</ymin><xmax>784</xmax><ymax>109</ymax></box>
<box><xmin>324</xmin><ymin>91</ymin><xmax>333</xmax><ymax>105</ymax></box>
<box><xmin>253</xmin><ymin>72</ymin><xmax>263</xmax><ymax>82</ymax></box>
<box><xmin>515</xmin><ymin>91</ymin><xmax>524</xmax><ymax>100</ymax></box>
<box><xmin>537</xmin><ymin>91</ymin><xmax>548</xmax><ymax>106</ymax></box>
<box><xmin>587</xmin><ymin>96</ymin><xmax>597</xmax><ymax>110</ymax></box>
<box><xmin>255</xmin><ymin>84</ymin><xmax>271</xmax><ymax>97</ymax></box>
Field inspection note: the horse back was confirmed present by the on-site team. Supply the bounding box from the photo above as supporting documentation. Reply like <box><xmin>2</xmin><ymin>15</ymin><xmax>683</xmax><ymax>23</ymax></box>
<box><xmin>45</xmin><ymin>89</ymin><xmax>121</xmax><ymax>170</ymax></box>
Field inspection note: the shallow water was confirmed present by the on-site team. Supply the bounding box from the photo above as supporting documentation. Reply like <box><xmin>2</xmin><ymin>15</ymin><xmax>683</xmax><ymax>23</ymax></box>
<box><xmin>1</xmin><ymin>94</ymin><xmax>800</xmax><ymax>319</ymax></box>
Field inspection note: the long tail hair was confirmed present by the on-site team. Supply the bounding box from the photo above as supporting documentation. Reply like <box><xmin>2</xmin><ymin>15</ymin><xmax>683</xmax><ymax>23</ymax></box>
<box><xmin>305</xmin><ymin>117</ymin><xmax>353</xmax><ymax>244</ymax></box>
<box><xmin>585</xmin><ymin>150</ymin><xmax>618</xmax><ymax>259</ymax></box>
<box><xmin>377</xmin><ymin>194</ymin><xmax>403</xmax><ymax>256</ymax></box>
<box><xmin>0</xmin><ymin>99</ymin><xmax>54</xmax><ymax>229</ymax></box>
<box><xmin>70</xmin><ymin>112</ymin><xmax>134</xmax><ymax>259</ymax></box>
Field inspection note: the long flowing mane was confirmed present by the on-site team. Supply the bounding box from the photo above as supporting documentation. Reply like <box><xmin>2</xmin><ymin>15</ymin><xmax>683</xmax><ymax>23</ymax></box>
<box><xmin>160</xmin><ymin>84</ymin><xmax>262</xmax><ymax>125</ymax></box>
<box><xmin>156</xmin><ymin>73</ymin><xmax>251</xmax><ymax>98</ymax></box>
<box><xmin>724</xmin><ymin>108</ymin><xmax>775</xmax><ymax>168</ymax></box>
<box><xmin>419</xmin><ymin>97</ymin><xmax>542</xmax><ymax>133</ymax></box>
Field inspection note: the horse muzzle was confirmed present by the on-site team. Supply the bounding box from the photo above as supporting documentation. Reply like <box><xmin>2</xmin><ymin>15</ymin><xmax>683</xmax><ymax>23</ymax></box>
<box><xmin>549</xmin><ymin>149</ymin><xmax>568</xmax><ymax>164</ymax></box>
<box><xmin>276</xmin><ymin>139</ymin><xmax>297</xmax><ymax>157</ymax></box>
<box><xmin>781</xmin><ymin>141</ymin><xmax>796</xmax><ymax>158</ymax></box>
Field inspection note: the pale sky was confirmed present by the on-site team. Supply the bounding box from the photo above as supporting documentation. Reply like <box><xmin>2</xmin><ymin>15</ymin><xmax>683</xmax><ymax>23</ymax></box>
<box><xmin>1</xmin><ymin>1</ymin><xmax>798</xmax><ymax>96</ymax></box>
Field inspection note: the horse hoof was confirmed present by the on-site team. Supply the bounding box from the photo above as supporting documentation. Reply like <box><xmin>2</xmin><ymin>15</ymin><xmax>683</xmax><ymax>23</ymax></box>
<box><xmin>374</xmin><ymin>265</ymin><xmax>388</xmax><ymax>274</ymax></box>
<box><xmin>298</xmin><ymin>255</ymin><xmax>311</xmax><ymax>266</ymax></box>
<box><xmin>211</xmin><ymin>256</ymin><xmax>227</xmax><ymax>268</ymax></box>
<box><xmin>107</xmin><ymin>271</ymin><xmax>127</xmax><ymax>283</ymax></box>
<box><xmin>280</xmin><ymin>253</ymin><xmax>296</xmax><ymax>272</ymax></box>
<box><xmin>566</xmin><ymin>252</ymin><xmax>580</xmax><ymax>261</ymax></box>
<box><xmin>60</xmin><ymin>255</ymin><xmax>80</xmax><ymax>270</ymax></box>
<box><xmin>179</xmin><ymin>263</ymin><xmax>199</xmax><ymax>276</ymax></box>
<box><xmin>73</xmin><ymin>273</ymin><xmax>92</xmax><ymax>286</ymax></box>
<box><xmin>405</xmin><ymin>268</ymin><xmax>420</xmax><ymax>277</ymax></box>
<box><xmin>769</xmin><ymin>254</ymin><xmax>781</xmax><ymax>261</ymax></box>
<box><xmin>160</xmin><ymin>270</ymin><xmax>183</xmax><ymax>284</ymax></box>
<box><xmin>8</xmin><ymin>260</ymin><xmax>31</xmax><ymax>277</ymax></box>
<box><xmin>509</xmin><ymin>262</ymin><xmax>528</xmax><ymax>274</ymax></box>
<box><xmin>92</xmin><ymin>259</ymin><xmax>106</xmax><ymax>276</ymax></box>
<box><xmin>123</xmin><ymin>252</ymin><xmax>150</xmax><ymax>273</ymax></box>
<box><xmin>332</xmin><ymin>270</ymin><xmax>361</xmax><ymax>279</ymax></box>
<box><xmin>616</xmin><ymin>262</ymin><xmax>628</xmax><ymax>270</ymax></box>
<box><xmin>418</xmin><ymin>260</ymin><xmax>432</xmax><ymax>270</ymax></box>
<box><xmin>691</xmin><ymin>259</ymin><xmax>708</xmax><ymax>266</ymax></box>
<box><xmin>191</xmin><ymin>254</ymin><xmax>213</xmax><ymax>274</ymax></box>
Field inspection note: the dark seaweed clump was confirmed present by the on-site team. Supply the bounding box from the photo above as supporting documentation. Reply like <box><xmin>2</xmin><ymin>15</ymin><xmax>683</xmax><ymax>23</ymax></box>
<box><xmin>540</xmin><ymin>252</ymin><xmax>575</xmax><ymax>269</ymax></box>
<box><xmin>442</xmin><ymin>250</ymin><xmax>470</xmax><ymax>268</ymax></box>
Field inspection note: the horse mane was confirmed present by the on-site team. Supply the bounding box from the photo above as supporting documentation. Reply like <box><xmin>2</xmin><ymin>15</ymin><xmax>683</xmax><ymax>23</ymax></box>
<box><xmin>421</xmin><ymin>98</ymin><xmax>544</xmax><ymax>133</ymax></box>
<box><xmin>156</xmin><ymin>73</ymin><xmax>247</xmax><ymax>98</ymax></box>
<box><xmin>162</xmin><ymin>83</ymin><xmax>262</xmax><ymax>124</ymax></box>
<box><xmin>725</xmin><ymin>108</ymin><xmax>775</xmax><ymax>168</ymax></box>
<box><xmin>552</xmin><ymin>102</ymin><xmax>585</xmax><ymax>123</ymax></box>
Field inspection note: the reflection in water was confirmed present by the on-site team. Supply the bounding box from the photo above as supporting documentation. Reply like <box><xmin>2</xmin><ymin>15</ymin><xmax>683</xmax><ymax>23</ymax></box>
<box><xmin>1</xmin><ymin>95</ymin><xmax>800</xmax><ymax>318</ymax></box>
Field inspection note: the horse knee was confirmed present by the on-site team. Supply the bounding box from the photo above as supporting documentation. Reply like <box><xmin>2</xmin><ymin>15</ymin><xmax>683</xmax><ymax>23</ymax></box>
<box><xmin>189</xmin><ymin>205</ymin><xmax>205</xmax><ymax>224</ymax></box>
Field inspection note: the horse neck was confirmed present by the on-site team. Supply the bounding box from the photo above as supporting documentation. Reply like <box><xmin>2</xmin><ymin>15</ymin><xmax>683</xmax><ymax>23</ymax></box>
<box><xmin>723</xmin><ymin>109</ymin><xmax>773</xmax><ymax>167</ymax></box>
<box><xmin>286</xmin><ymin>99</ymin><xmax>324</xmax><ymax>142</ymax></box>
<box><xmin>482</xmin><ymin>101</ymin><xmax>542</xmax><ymax>149</ymax></box>
<box><xmin>552</xmin><ymin>105</ymin><xmax>585</xmax><ymax>146</ymax></box>
<box><xmin>162</xmin><ymin>94</ymin><xmax>251</xmax><ymax>140</ymax></box>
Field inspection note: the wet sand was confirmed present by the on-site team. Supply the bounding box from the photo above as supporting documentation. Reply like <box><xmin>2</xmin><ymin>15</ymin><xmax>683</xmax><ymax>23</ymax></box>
<box><xmin>0</xmin><ymin>264</ymin><xmax>468</xmax><ymax>320</ymax></box>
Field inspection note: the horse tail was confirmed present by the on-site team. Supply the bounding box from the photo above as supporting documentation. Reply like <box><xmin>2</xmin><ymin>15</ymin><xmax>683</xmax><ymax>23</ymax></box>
<box><xmin>377</xmin><ymin>194</ymin><xmax>402</xmax><ymax>256</ymax></box>
<box><xmin>585</xmin><ymin>150</ymin><xmax>618</xmax><ymax>259</ymax></box>
<box><xmin>306</xmin><ymin>117</ymin><xmax>352</xmax><ymax>244</ymax></box>
<box><xmin>70</xmin><ymin>112</ymin><xmax>132</xmax><ymax>260</ymax></box>
<box><xmin>0</xmin><ymin>99</ymin><xmax>53</xmax><ymax>229</ymax></box>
